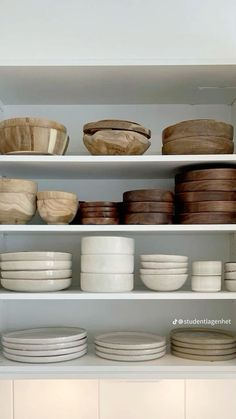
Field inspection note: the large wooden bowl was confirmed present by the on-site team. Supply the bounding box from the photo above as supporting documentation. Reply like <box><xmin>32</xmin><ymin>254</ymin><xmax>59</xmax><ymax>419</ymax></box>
<box><xmin>162</xmin><ymin>137</ymin><xmax>234</xmax><ymax>154</ymax></box>
<box><xmin>37</xmin><ymin>191</ymin><xmax>78</xmax><ymax>224</ymax></box>
<box><xmin>0</xmin><ymin>192</ymin><xmax>37</xmax><ymax>224</ymax></box>
<box><xmin>0</xmin><ymin>117</ymin><xmax>69</xmax><ymax>155</ymax></box>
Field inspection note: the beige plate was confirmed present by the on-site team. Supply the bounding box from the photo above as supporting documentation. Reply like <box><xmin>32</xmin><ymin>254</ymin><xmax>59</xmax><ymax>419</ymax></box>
<box><xmin>171</xmin><ymin>338</ymin><xmax>236</xmax><ymax>350</ymax></box>
<box><xmin>170</xmin><ymin>328</ymin><xmax>236</xmax><ymax>345</ymax></box>
<box><xmin>171</xmin><ymin>344</ymin><xmax>236</xmax><ymax>356</ymax></box>
<box><xmin>172</xmin><ymin>349</ymin><xmax>236</xmax><ymax>361</ymax></box>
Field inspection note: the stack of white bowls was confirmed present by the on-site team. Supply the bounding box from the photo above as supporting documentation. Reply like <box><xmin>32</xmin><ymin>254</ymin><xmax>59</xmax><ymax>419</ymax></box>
<box><xmin>191</xmin><ymin>261</ymin><xmax>222</xmax><ymax>292</ymax></box>
<box><xmin>80</xmin><ymin>236</ymin><xmax>134</xmax><ymax>292</ymax></box>
<box><xmin>0</xmin><ymin>252</ymin><xmax>72</xmax><ymax>292</ymax></box>
<box><xmin>140</xmin><ymin>254</ymin><xmax>188</xmax><ymax>291</ymax></box>
<box><xmin>224</xmin><ymin>262</ymin><xmax>236</xmax><ymax>291</ymax></box>
<box><xmin>2</xmin><ymin>327</ymin><xmax>87</xmax><ymax>363</ymax></box>
<box><xmin>94</xmin><ymin>331</ymin><xmax>167</xmax><ymax>361</ymax></box>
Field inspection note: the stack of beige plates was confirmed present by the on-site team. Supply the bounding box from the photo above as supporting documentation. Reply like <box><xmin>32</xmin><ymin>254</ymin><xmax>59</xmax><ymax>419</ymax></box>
<box><xmin>94</xmin><ymin>331</ymin><xmax>167</xmax><ymax>361</ymax></box>
<box><xmin>171</xmin><ymin>328</ymin><xmax>236</xmax><ymax>361</ymax></box>
<box><xmin>2</xmin><ymin>327</ymin><xmax>88</xmax><ymax>363</ymax></box>
<box><xmin>224</xmin><ymin>262</ymin><xmax>236</xmax><ymax>292</ymax></box>
<box><xmin>0</xmin><ymin>252</ymin><xmax>72</xmax><ymax>292</ymax></box>
<box><xmin>140</xmin><ymin>254</ymin><xmax>188</xmax><ymax>291</ymax></box>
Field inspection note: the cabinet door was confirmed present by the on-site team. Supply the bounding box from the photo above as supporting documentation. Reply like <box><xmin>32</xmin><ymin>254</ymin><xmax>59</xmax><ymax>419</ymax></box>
<box><xmin>100</xmin><ymin>380</ymin><xmax>185</xmax><ymax>419</ymax></box>
<box><xmin>186</xmin><ymin>380</ymin><xmax>236</xmax><ymax>419</ymax></box>
<box><xmin>0</xmin><ymin>381</ymin><xmax>13</xmax><ymax>419</ymax></box>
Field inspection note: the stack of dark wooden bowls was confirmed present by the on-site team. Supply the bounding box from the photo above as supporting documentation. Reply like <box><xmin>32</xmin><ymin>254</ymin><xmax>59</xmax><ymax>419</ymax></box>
<box><xmin>162</xmin><ymin>119</ymin><xmax>234</xmax><ymax>154</ymax></box>
<box><xmin>175</xmin><ymin>168</ymin><xmax>236</xmax><ymax>224</ymax></box>
<box><xmin>80</xmin><ymin>201</ymin><xmax>120</xmax><ymax>225</ymax></box>
<box><xmin>122</xmin><ymin>189</ymin><xmax>174</xmax><ymax>224</ymax></box>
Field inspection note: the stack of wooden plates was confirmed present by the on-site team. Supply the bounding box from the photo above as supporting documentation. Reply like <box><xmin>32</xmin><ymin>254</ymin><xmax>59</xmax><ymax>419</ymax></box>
<box><xmin>175</xmin><ymin>168</ymin><xmax>236</xmax><ymax>224</ymax></box>
<box><xmin>123</xmin><ymin>189</ymin><xmax>174</xmax><ymax>224</ymax></box>
<box><xmin>224</xmin><ymin>262</ymin><xmax>236</xmax><ymax>292</ymax></box>
<box><xmin>94</xmin><ymin>332</ymin><xmax>167</xmax><ymax>361</ymax></box>
<box><xmin>171</xmin><ymin>328</ymin><xmax>236</xmax><ymax>361</ymax></box>
<box><xmin>162</xmin><ymin>119</ymin><xmax>234</xmax><ymax>154</ymax></box>
<box><xmin>79</xmin><ymin>201</ymin><xmax>120</xmax><ymax>225</ymax></box>
<box><xmin>2</xmin><ymin>327</ymin><xmax>88</xmax><ymax>363</ymax></box>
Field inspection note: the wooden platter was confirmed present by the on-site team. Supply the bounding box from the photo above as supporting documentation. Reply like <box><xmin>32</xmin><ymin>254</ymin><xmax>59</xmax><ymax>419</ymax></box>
<box><xmin>177</xmin><ymin>201</ymin><xmax>236</xmax><ymax>213</ymax></box>
<box><xmin>176</xmin><ymin>212</ymin><xmax>236</xmax><ymax>224</ymax></box>
<box><xmin>123</xmin><ymin>201</ymin><xmax>174</xmax><ymax>213</ymax></box>
<box><xmin>176</xmin><ymin>168</ymin><xmax>236</xmax><ymax>183</ymax></box>
<box><xmin>123</xmin><ymin>189</ymin><xmax>174</xmax><ymax>202</ymax></box>
<box><xmin>175</xmin><ymin>180</ymin><xmax>236</xmax><ymax>193</ymax></box>
<box><xmin>175</xmin><ymin>191</ymin><xmax>236</xmax><ymax>203</ymax></box>
<box><xmin>162</xmin><ymin>137</ymin><xmax>234</xmax><ymax>155</ymax></box>
<box><xmin>82</xmin><ymin>218</ymin><xmax>119</xmax><ymax>225</ymax></box>
<box><xmin>83</xmin><ymin>119</ymin><xmax>151</xmax><ymax>138</ymax></box>
<box><xmin>170</xmin><ymin>328</ymin><xmax>236</xmax><ymax>345</ymax></box>
<box><xmin>124</xmin><ymin>213</ymin><xmax>172</xmax><ymax>224</ymax></box>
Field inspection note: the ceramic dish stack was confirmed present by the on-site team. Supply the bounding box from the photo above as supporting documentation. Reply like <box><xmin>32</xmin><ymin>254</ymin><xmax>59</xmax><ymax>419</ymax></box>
<box><xmin>140</xmin><ymin>254</ymin><xmax>188</xmax><ymax>291</ymax></box>
<box><xmin>162</xmin><ymin>119</ymin><xmax>234</xmax><ymax>155</ymax></box>
<box><xmin>94</xmin><ymin>331</ymin><xmax>167</xmax><ymax>361</ymax></box>
<box><xmin>80</xmin><ymin>236</ymin><xmax>134</xmax><ymax>292</ymax></box>
<box><xmin>83</xmin><ymin>119</ymin><xmax>151</xmax><ymax>155</ymax></box>
<box><xmin>170</xmin><ymin>328</ymin><xmax>236</xmax><ymax>361</ymax></box>
<box><xmin>175</xmin><ymin>168</ymin><xmax>236</xmax><ymax>224</ymax></box>
<box><xmin>0</xmin><ymin>252</ymin><xmax>73</xmax><ymax>292</ymax></box>
<box><xmin>123</xmin><ymin>189</ymin><xmax>174</xmax><ymax>224</ymax></box>
<box><xmin>79</xmin><ymin>201</ymin><xmax>120</xmax><ymax>225</ymax></box>
<box><xmin>224</xmin><ymin>262</ymin><xmax>236</xmax><ymax>292</ymax></box>
<box><xmin>2</xmin><ymin>327</ymin><xmax>88</xmax><ymax>363</ymax></box>
<box><xmin>191</xmin><ymin>261</ymin><xmax>222</xmax><ymax>292</ymax></box>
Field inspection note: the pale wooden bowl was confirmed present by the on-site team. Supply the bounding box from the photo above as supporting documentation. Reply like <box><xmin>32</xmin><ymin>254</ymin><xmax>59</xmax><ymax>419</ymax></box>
<box><xmin>37</xmin><ymin>191</ymin><xmax>78</xmax><ymax>224</ymax></box>
<box><xmin>0</xmin><ymin>192</ymin><xmax>37</xmax><ymax>224</ymax></box>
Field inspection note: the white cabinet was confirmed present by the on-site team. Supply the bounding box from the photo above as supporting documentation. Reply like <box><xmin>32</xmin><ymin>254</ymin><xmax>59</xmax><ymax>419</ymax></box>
<box><xmin>0</xmin><ymin>381</ymin><xmax>13</xmax><ymax>419</ymax></box>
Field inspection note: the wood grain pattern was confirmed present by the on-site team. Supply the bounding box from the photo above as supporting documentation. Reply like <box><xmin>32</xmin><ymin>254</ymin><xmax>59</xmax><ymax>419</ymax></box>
<box><xmin>175</xmin><ymin>191</ymin><xmax>236</xmax><ymax>202</ymax></box>
<box><xmin>0</xmin><ymin>192</ymin><xmax>36</xmax><ymax>224</ymax></box>
<box><xmin>123</xmin><ymin>189</ymin><xmax>174</xmax><ymax>202</ymax></box>
<box><xmin>37</xmin><ymin>199</ymin><xmax>78</xmax><ymax>224</ymax></box>
<box><xmin>37</xmin><ymin>191</ymin><xmax>77</xmax><ymax>201</ymax></box>
<box><xmin>83</xmin><ymin>119</ymin><xmax>151</xmax><ymax>138</ymax></box>
<box><xmin>162</xmin><ymin>137</ymin><xmax>234</xmax><ymax>155</ymax></box>
<box><xmin>177</xmin><ymin>212</ymin><xmax>236</xmax><ymax>224</ymax></box>
<box><xmin>81</xmin><ymin>210</ymin><xmax>119</xmax><ymax>217</ymax></box>
<box><xmin>176</xmin><ymin>168</ymin><xmax>236</xmax><ymax>183</ymax></box>
<box><xmin>81</xmin><ymin>217</ymin><xmax>119</xmax><ymax>225</ymax></box>
<box><xmin>175</xmin><ymin>180</ymin><xmax>236</xmax><ymax>193</ymax></box>
<box><xmin>123</xmin><ymin>201</ymin><xmax>174</xmax><ymax>213</ymax></box>
<box><xmin>80</xmin><ymin>201</ymin><xmax>118</xmax><ymax>207</ymax></box>
<box><xmin>177</xmin><ymin>201</ymin><xmax>236</xmax><ymax>213</ymax></box>
<box><xmin>124</xmin><ymin>213</ymin><xmax>173</xmax><ymax>224</ymax></box>
<box><xmin>0</xmin><ymin>178</ymin><xmax>37</xmax><ymax>194</ymax></box>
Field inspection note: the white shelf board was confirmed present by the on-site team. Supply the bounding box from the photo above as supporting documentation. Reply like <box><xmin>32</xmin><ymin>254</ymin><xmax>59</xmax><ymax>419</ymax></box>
<box><xmin>1</xmin><ymin>155</ymin><xmax>236</xmax><ymax>179</ymax></box>
<box><xmin>0</xmin><ymin>350</ymin><xmax>236</xmax><ymax>379</ymax></box>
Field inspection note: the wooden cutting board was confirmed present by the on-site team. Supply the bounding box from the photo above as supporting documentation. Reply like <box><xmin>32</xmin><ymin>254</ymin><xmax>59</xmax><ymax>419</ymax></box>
<box><xmin>175</xmin><ymin>191</ymin><xmax>236</xmax><ymax>202</ymax></box>
<box><xmin>177</xmin><ymin>201</ymin><xmax>236</xmax><ymax>213</ymax></box>
<box><xmin>124</xmin><ymin>213</ymin><xmax>173</xmax><ymax>224</ymax></box>
<box><xmin>175</xmin><ymin>180</ymin><xmax>236</xmax><ymax>193</ymax></box>
<box><xmin>83</xmin><ymin>119</ymin><xmax>151</xmax><ymax>138</ymax></box>
<box><xmin>177</xmin><ymin>212</ymin><xmax>236</xmax><ymax>224</ymax></box>
<box><xmin>170</xmin><ymin>328</ymin><xmax>236</xmax><ymax>344</ymax></box>
<box><xmin>123</xmin><ymin>189</ymin><xmax>174</xmax><ymax>202</ymax></box>
<box><xmin>123</xmin><ymin>201</ymin><xmax>174</xmax><ymax>213</ymax></box>
<box><xmin>176</xmin><ymin>168</ymin><xmax>236</xmax><ymax>183</ymax></box>
<box><xmin>162</xmin><ymin>137</ymin><xmax>234</xmax><ymax>155</ymax></box>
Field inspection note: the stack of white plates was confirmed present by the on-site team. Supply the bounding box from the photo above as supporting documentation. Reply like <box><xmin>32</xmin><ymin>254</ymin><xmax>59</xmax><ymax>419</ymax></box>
<box><xmin>140</xmin><ymin>254</ymin><xmax>188</xmax><ymax>291</ymax></box>
<box><xmin>80</xmin><ymin>237</ymin><xmax>134</xmax><ymax>292</ymax></box>
<box><xmin>2</xmin><ymin>327</ymin><xmax>88</xmax><ymax>363</ymax></box>
<box><xmin>191</xmin><ymin>261</ymin><xmax>222</xmax><ymax>292</ymax></box>
<box><xmin>0</xmin><ymin>252</ymin><xmax>73</xmax><ymax>292</ymax></box>
<box><xmin>224</xmin><ymin>262</ymin><xmax>236</xmax><ymax>291</ymax></box>
<box><xmin>94</xmin><ymin>331</ymin><xmax>167</xmax><ymax>361</ymax></box>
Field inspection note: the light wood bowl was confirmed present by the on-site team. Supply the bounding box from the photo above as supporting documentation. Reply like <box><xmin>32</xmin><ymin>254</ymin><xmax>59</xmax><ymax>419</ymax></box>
<box><xmin>0</xmin><ymin>192</ymin><xmax>36</xmax><ymax>224</ymax></box>
<box><xmin>0</xmin><ymin>117</ymin><xmax>69</xmax><ymax>155</ymax></box>
<box><xmin>0</xmin><ymin>178</ymin><xmax>37</xmax><ymax>194</ymax></box>
<box><xmin>37</xmin><ymin>192</ymin><xmax>78</xmax><ymax>224</ymax></box>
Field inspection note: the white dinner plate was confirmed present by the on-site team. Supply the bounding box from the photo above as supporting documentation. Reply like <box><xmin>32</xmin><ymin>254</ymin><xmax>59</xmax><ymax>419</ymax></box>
<box><xmin>1</xmin><ymin>278</ymin><xmax>72</xmax><ymax>292</ymax></box>
<box><xmin>0</xmin><ymin>252</ymin><xmax>72</xmax><ymax>261</ymax></box>
<box><xmin>95</xmin><ymin>350</ymin><xmax>166</xmax><ymax>361</ymax></box>
<box><xmin>1</xmin><ymin>260</ymin><xmax>72</xmax><ymax>271</ymax></box>
<box><xmin>2</xmin><ymin>327</ymin><xmax>87</xmax><ymax>344</ymax></box>
<box><xmin>3</xmin><ymin>343</ymin><xmax>87</xmax><ymax>357</ymax></box>
<box><xmin>94</xmin><ymin>332</ymin><xmax>166</xmax><ymax>349</ymax></box>
<box><xmin>1</xmin><ymin>270</ymin><xmax>72</xmax><ymax>280</ymax></box>
<box><xmin>3</xmin><ymin>348</ymin><xmax>87</xmax><ymax>363</ymax></box>
<box><xmin>95</xmin><ymin>344</ymin><xmax>166</xmax><ymax>355</ymax></box>
<box><xmin>140</xmin><ymin>254</ymin><xmax>188</xmax><ymax>262</ymax></box>
<box><xmin>2</xmin><ymin>337</ymin><xmax>87</xmax><ymax>351</ymax></box>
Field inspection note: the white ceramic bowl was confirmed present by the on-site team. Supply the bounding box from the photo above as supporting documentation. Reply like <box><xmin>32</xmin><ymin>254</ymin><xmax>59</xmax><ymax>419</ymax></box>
<box><xmin>191</xmin><ymin>275</ymin><xmax>222</xmax><ymax>292</ymax></box>
<box><xmin>140</xmin><ymin>268</ymin><xmax>188</xmax><ymax>275</ymax></box>
<box><xmin>140</xmin><ymin>254</ymin><xmax>188</xmax><ymax>262</ymax></box>
<box><xmin>225</xmin><ymin>280</ymin><xmax>236</xmax><ymax>292</ymax></box>
<box><xmin>225</xmin><ymin>263</ymin><xmax>236</xmax><ymax>272</ymax></box>
<box><xmin>1</xmin><ymin>269</ymin><xmax>72</xmax><ymax>280</ymax></box>
<box><xmin>1</xmin><ymin>260</ymin><xmax>72</xmax><ymax>271</ymax></box>
<box><xmin>140</xmin><ymin>261</ymin><xmax>188</xmax><ymax>269</ymax></box>
<box><xmin>80</xmin><ymin>273</ymin><xmax>134</xmax><ymax>292</ymax></box>
<box><xmin>81</xmin><ymin>254</ymin><xmax>134</xmax><ymax>273</ymax></box>
<box><xmin>0</xmin><ymin>252</ymin><xmax>72</xmax><ymax>261</ymax></box>
<box><xmin>225</xmin><ymin>272</ymin><xmax>236</xmax><ymax>280</ymax></box>
<box><xmin>1</xmin><ymin>278</ymin><xmax>72</xmax><ymax>292</ymax></box>
<box><xmin>140</xmin><ymin>274</ymin><xmax>187</xmax><ymax>291</ymax></box>
<box><xmin>192</xmin><ymin>261</ymin><xmax>222</xmax><ymax>276</ymax></box>
<box><xmin>81</xmin><ymin>236</ymin><xmax>134</xmax><ymax>255</ymax></box>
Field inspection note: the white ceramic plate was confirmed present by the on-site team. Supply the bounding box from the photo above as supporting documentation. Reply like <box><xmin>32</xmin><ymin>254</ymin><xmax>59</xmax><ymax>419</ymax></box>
<box><xmin>81</xmin><ymin>254</ymin><xmax>134</xmax><ymax>274</ymax></box>
<box><xmin>192</xmin><ymin>261</ymin><xmax>222</xmax><ymax>275</ymax></box>
<box><xmin>225</xmin><ymin>280</ymin><xmax>236</xmax><ymax>292</ymax></box>
<box><xmin>2</xmin><ymin>327</ymin><xmax>87</xmax><ymax>344</ymax></box>
<box><xmin>94</xmin><ymin>332</ymin><xmax>166</xmax><ymax>349</ymax></box>
<box><xmin>1</xmin><ymin>269</ymin><xmax>72</xmax><ymax>280</ymax></box>
<box><xmin>140</xmin><ymin>262</ymin><xmax>188</xmax><ymax>269</ymax></box>
<box><xmin>80</xmin><ymin>273</ymin><xmax>134</xmax><ymax>292</ymax></box>
<box><xmin>81</xmin><ymin>236</ymin><xmax>134</xmax><ymax>255</ymax></box>
<box><xmin>1</xmin><ymin>260</ymin><xmax>72</xmax><ymax>271</ymax></box>
<box><xmin>95</xmin><ymin>344</ymin><xmax>166</xmax><ymax>355</ymax></box>
<box><xmin>95</xmin><ymin>350</ymin><xmax>166</xmax><ymax>361</ymax></box>
<box><xmin>140</xmin><ymin>274</ymin><xmax>188</xmax><ymax>291</ymax></box>
<box><xmin>1</xmin><ymin>278</ymin><xmax>72</xmax><ymax>292</ymax></box>
<box><xmin>139</xmin><ymin>268</ymin><xmax>188</xmax><ymax>275</ymax></box>
<box><xmin>191</xmin><ymin>275</ymin><xmax>221</xmax><ymax>292</ymax></box>
<box><xmin>2</xmin><ymin>337</ymin><xmax>87</xmax><ymax>351</ymax></box>
<box><xmin>0</xmin><ymin>252</ymin><xmax>72</xmax><ymax>261</ymax></box>
<box><xmin>3</xmin><ymin>343</ymin><xmax>87</xmax><ymax>357</ymax></box>
<box><xmin>3</xmin><ymin>348</ymin><xmax>87</xmax><ymax>363</ymax></box>
<box><xmin>140</xmin><ymin>254</ymin><xmax>188</xmax><ymax>262</ymax></box>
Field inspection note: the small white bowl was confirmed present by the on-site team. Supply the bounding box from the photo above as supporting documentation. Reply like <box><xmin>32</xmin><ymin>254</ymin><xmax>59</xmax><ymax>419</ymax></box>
<box><xmin>140</xmin><ymin>254</ymin><xmax>188</xmax><ymax>262</ymax></box>
<box><xmin>191</xmin><ymin>275</ymin><xmax>222</xmax><ymax>292</ymax></box>
<box><xmin>1</xmin><ymin>260</ymin><xmax>72</xmax><ymax>271</ymax></box>
<box><xmin>140</xmin><ymin>274</ymin><xmax>187</xmax><ymax>291</ymax></box>
<box><xmin>225</xmin><ymin>280</ymin><xmax>236</xmax><ymax>292</ymax></box>
<box><xmin>81</xmin><ymin>254</ymin><xmax>134</xmax><ymax>274</ymax></box>
<box><xmin>140</xmin><ymin>262</ymin><xmax>188</xmax><ymax>269</ymax></box>
<box><xmin>225</xmin><ymin>263</ymin><xmax>236</xmax><ymax>272</ymax></box>
<box><xmin>1</xmin><ymin>269</ymin><xmax>72</xmax><ymax>280</ymax></box>
<box><xmin>81</xmin><ymin>236</ymin><xmax>134</xmax><ymax>255</ymax></box>
<box><xmin>0</xmin><ymin>252</ymin><xmax>72</xmax><ymax>261</ymax></box>
<box><xmin>225</xmin><ymin>272</ymin><xmax>236</xmax><ymax>280</ymax></box>
<box><xmin>1</xmin><ymin>278</ymin><xmax>72</xmax><ymax>292</ymax></box>
<box><xmin>80</xmin><ymin>273</ymin><xmax>134</xmax><ymax>292</ymax></box>
<box><xmin>192</xmin><ymin>261</ymin><xmax>222</xmax><ymax>276</ymax></box>
<box><xmin>140</xmin><ymin>268</ymin><xmax>188</xmax><ymax>275</ymax></box>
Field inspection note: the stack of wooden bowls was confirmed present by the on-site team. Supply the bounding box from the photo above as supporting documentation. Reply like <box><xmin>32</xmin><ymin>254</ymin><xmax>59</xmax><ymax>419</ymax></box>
<box><xmin>123</xmin><ymin>189</ymin><xmax>174</xmax><ymax>224</ymax></box>
<box><xmin>83</xmin><ymin>119</ymin><xmax>151</xmax><ymax>155</ymax></box>
<box><xmin>80</xmin><ymin>201</ymin><xmax>120</xmax><ymax>225</ymax></box>
<box><xmin>175</xmin><ymin>168</ymin><xmax>236</xmax><ymax>224</ymax></box>
<box><xmin>162</xmin><ymin>119</ymin><xmax>234</xmax><ymax>154</ymax></box>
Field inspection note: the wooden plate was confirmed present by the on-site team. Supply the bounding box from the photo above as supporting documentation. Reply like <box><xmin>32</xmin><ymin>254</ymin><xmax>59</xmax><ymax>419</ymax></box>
<box><xmin>123</xmin><ymin>189</ymin><xmax>174</xmax><ymax>202</ymax></box>
<box><xmin>81</xmin><ymin>211</ymin><xmax>119</xmax><ymax>217</ymax></box>
<box><xmin>171</xmin><ymin>344</ymin><xmax>236</xmax><ymax>356</ymax></box>
<box><xmin>177</xmin><ymin>201</ymin><xmax>236</xmax><ymax>213</ymax></box>
<box><xmin>177</xmin><ymin>212</ymin><xmax>236</xmax><ymax>224</ymax></box>
<box><xmin>171</xmin><ymin>338</ymin><xmax>236</xmax><ymax>350</ymax></box>
<box><xmin>83</xmin><ymin>119</ymin><xmax>151</xmax><ymax>138</ymax></box>
<box><xmin>175</xmin><ymin>180</ymin><xmax>236</xmax><ymax>193</ymax></box>
<box><xmin>162</xmin><ymin>119</ymin><xmax>234</xmax><ymax>142</ymax></box>
<box><xmin>171</xmin><ymin>349</ymin><xmax>236</xmax><ymax>361</ymax></box>
<box><xmin>124</xmin><ymin>213</ymin><xmax>173</xmax><ymax>224</ymax></box>
<box><xmin>80</xmin><ymin>201</ymin><xmax>118</xmax><ymax>207</ymax></box>
<box><xmin>175</xmin><ymin>191</ymin><xmax>236</xmax><ymax>203</ymax></box>
<box><xmin>162</xmin><ymin>137</ymin><xmax>234</xmax><ymax>155</ymax></box>
<box><xmin>170</xmin><ymin>328</ymin><xmax>236</xmax><ymax>344</ymax></box>
<box><xmin>123</xmin><ymin>201</ymin><xmax>174</xmax><ymax>213</ymax></box>
<box><xmin>81</xmin><ymin>218</ymin><xmax>119</xmax><ymax>225</ymax></box>
<box><xmin>176</xmin><ymin>168</ymin><xmax>236</xmax><ymax>183</ymax></box>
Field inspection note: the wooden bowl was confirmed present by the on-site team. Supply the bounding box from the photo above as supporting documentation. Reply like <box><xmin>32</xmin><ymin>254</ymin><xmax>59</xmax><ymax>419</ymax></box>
<box><xmin>176</xmin><ymin>168</ymin><xmax>236</xmax><ymax>183</ymax></box>
<box><xmin>83</xmin><ymin>130</ymin><xmax>150</xmax><ymax>155</ymax></box>
<box><xmin>0</xmin><ymin>117</ymin><xmax>69</xmax><ymax>155</ymax></box>
<box><xmin>0</xmin><ymin>192</ymin><xmax>36</xmax><ymax>224</ymax></box>
<box><xmin>81</xmin><ymin>217</ymin><xmax>119</xmax><ymax>225</ymax></box>
<box><xmin>0</xmin><ymin>178</ymin><xmax>37</xmax><ymax>194</ymax></box>
<box><xmin>37</xmin><ymin>191</ymin><xmax>77</xmax><ymax>202</ymax></box>
<box><xmin>123</xmin><ymin>189</ymin><xmax>174</xmax><ymax>202</ymax></box>
<box><xmin>83</xmin><ymin>119</ymin><xmax>151</xmax><ymax>138</ymax></box>
<box><xmin>124</xmin><ymin>213</ymin><xmax>173</xmax><ymax>224</ymax></box>
<box><xmin>176</xmin><ymin>191</ymin><xmax>236</xmax><ymax>202</ymax></box>
<box><xmin>177</xmin><ymin>201</ymin><xmax>236</xmax><ymax>213</ymax></box>
<box><xmin>162</xmin><ymin>137</ymin><xmax>234</xmax><ymax>155</ymax></box>
<box><xmin>177</xmin><ymin>212</ymin><xmax>236</xmax><ymax>224</ymax></box>
<box><xmin>37</xmin><ymin>191</ymin><xmax>78</xmax><ymax>224</ymax></box>
<box><xmin>175</xmin><ymin>180</ymin><xmax>236</xmax><ymax>193</ymax></box>
<box><xmin>123</xmin><ymin>201</ymin><xmax>174</xmax><ymax>213</ymax></box>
